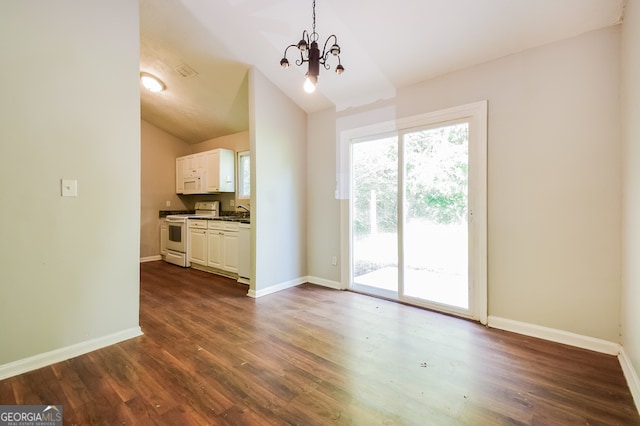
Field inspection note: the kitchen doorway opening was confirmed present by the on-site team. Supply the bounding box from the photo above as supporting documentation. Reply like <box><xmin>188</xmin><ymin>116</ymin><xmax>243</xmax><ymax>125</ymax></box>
<box><xmin>342</xmin><ymin>102</ymin><xmax>487</xmax><ymax>322</ymax></box>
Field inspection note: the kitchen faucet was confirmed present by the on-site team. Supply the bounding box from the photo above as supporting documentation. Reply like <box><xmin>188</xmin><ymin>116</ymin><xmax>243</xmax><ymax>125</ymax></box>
<box><xmin>237</xmin><ymin>205</ymin><xmax>250</xmax><ymax>216</ymax></box>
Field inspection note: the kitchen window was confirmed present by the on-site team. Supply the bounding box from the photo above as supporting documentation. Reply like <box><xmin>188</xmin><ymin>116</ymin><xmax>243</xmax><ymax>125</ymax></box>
<box><xmin>237</xmin><ymin>151</ymin><xmax>250</xmax><ymax>199</ymax></box>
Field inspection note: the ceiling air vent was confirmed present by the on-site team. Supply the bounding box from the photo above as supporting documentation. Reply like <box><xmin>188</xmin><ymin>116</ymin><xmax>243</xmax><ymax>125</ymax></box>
<box><xmin>174</xmin><ymin>63</ymin><xmax>198</xmax><ymax>78</ymax></box>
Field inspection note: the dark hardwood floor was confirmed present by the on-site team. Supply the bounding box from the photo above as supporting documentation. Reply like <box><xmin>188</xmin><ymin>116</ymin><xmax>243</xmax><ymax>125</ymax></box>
<box><xmin>1</xmin><ymin>261</ymin><xmax>638</xmax><ymax>425</ymax></box>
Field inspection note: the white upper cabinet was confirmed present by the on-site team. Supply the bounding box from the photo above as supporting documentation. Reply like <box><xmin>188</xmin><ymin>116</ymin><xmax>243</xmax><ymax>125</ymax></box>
<box><xmin>176</xmin><ymin>148</ymin><xmax>235</xmax><ymax>194</ymax></box>
<box><xmin>205</xmin><ymin>149</ymin><xmax>235</xmax><ymax>193</ymax></box>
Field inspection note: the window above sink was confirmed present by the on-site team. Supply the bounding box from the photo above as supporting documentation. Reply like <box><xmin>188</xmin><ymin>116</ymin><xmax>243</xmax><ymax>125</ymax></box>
<box><xmin>237</xmin><ymin>150</ymin><xmax>250</xmax><ymax>200</ymax></box>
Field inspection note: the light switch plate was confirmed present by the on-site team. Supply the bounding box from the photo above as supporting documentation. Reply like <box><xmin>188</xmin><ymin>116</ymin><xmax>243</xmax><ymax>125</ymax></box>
<box><xmin>61</xmin><ymin>179</ymin><xmax>78</xmax><ymax>197</ymax></box>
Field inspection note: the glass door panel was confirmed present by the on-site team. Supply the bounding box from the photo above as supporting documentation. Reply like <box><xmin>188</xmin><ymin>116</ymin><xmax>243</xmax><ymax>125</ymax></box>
<box><xmin>346</xmin><ymin>101</ymin><xmax>486</xmax><ymax>321</ymax></box>
<box><xmin>402</xmin><ymin>123</ymin><xmax>469</xmax><ymax>308</ymax></box>
<box><xmin>351</xmin><ymin>135</ymin><xmax>398</xmax><ymax>297</ymax></box>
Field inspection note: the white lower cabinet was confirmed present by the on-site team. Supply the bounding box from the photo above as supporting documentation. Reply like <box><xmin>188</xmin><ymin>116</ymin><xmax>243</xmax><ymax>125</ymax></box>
<box><xmin>222</xmin><ymin>230</ymin><xmax>238</xmax><ymax>273</ymax></box>
<box><xmin>188</xmin><ymin>220</ymin><xmax>208</xmax><ymax>266</ymax></box>
<box><xmin>189</xmin><ymin>219</ymin><xmax>240</xmax><ymax>275</ymax></box>
<box><xmin>207</xmin><ymin>230</ymin><xmax>223</xmax><ymax>269</ymax></box>
<box><xmin>207</xmin><ymin>221</ymin><xmax>238</xmax><ymax>274</ymax></box>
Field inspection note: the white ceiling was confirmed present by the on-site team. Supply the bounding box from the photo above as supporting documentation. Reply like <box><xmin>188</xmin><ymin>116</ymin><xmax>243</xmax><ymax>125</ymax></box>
<box><xmin>140</xmin><ymin>0</ymin><xmax>624</xmax><ymax>143</ymax></box>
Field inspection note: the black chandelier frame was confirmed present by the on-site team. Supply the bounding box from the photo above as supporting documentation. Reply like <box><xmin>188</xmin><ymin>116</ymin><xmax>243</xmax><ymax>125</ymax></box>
<box><xmin>280</xmin><ymin>0</ymin><xmax>344</xmax><ymax>89</ymax></box>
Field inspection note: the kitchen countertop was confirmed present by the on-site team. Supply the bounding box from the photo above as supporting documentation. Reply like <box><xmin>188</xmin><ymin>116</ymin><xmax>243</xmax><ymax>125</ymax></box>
<box><xmin>159</xmin><ymin>210</ymin><xmax>192</xmax><ymax>217</ymax></box>
<box><xmin>159</xmin><ymin>210</ymin><xmax>250</xmax><ymax>223</ymax></box>
<box><xmin>199</xmin><ymin>216</ymin><xmax>250</xmax><ymax>224</ymax></box>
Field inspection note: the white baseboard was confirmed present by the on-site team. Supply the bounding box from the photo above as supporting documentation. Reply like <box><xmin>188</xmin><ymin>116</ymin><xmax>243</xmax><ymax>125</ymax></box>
<box><xmin>307</xmin><ymin>276</ymin><xmax>344</xmax><ymax>290</ymax></box>
<box><xmin>247</xmin><ymin>276</ymin><xmax>306</xmax><ymax>298</ymax></box>
<box><xmin>0</xmin><ymin>327</ymin><xmax>143</xmax><ymax>380</ymax></box>
<box><xmin>487</xmin><ymin>316</ymin><xmax>619</xmax><ymax>355</ymax></box>
<box><xmin>619</xmin><ymin>346</ymin><xmax>640</xmax><ymax>414</ymax></box>
<box><xmin>140</xmin><ymin>255</ymin><xmax>162</xmax><ymax>263</ymax></box>
<box><xmin>246</xmin><ymin>276</ymin><xmax>343</xmax><ymax>298</ymax></box>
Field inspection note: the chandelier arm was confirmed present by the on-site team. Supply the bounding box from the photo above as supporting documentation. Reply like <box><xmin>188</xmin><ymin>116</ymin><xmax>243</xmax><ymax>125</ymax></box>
<box><xmin>283</xmin><ymin>44</ymin><xmax>298</xmax><ymax>58</ymax></box>
<box><xmin>321</xmin><ymin>34</ymin><xmax>338</xmax><ymax>57</ymax></box>
<box><xmin>319</xmin><ymin>51</ymin><xmax>328</xmax><ymax>66</ymax></box>
<box><xmin>319</xmin><ymin>48</ymin><xmax>330</xmax><ymax>69</ymax></box>
<box><xmin>295</xmin><ymin>50</ymin><xmax>306</xmax><ymax>67</ymax></box>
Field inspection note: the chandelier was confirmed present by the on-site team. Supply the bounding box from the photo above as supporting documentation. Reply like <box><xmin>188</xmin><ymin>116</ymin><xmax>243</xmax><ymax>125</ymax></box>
<box><xmin>280</xmin><ymin>0</ymin><xmax>344</xmax><ymax>93</ymax></box>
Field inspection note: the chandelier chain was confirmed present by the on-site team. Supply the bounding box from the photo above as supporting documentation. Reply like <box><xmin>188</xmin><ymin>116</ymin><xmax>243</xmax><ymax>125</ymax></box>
<box><xmin>312</xmin><ymin>0</ymin><xmax>316</xmax><ymax>35</ymax></box>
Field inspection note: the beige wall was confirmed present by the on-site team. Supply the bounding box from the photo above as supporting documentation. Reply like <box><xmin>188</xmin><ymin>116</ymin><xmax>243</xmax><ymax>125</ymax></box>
<box><xmin>398</xmin><ymin>27</ymin><xmax>621</xmax><ymax>341</ymax></box>
<box><xmin>250</xmin><ymin>69</ymin><xmax>307</xmax><ymax>295</ymax></box>
<box><xmin>621</xmin><ymin>0</ymin><xmax>640</xmax><ymax>398</ymax></box>
<box><xmin>193</xmin><ymin>131</ymin><xmax>250</xmax><ymax>153</ymax></box>
<box><xmin>307</xmin><ymin>109</ymin><xmax>340</xmax><ymax>283</ymax></box>
<box><xmin>308</xmin><ymin>26</ymin><xmax>621</xmax><ymax>342</ymax></box>
<box><xmin>140</xmin><ymin>120</ymin><xmax>191</xmax><ymax>259</ymax></box>
<box><xmin>0</xmin><ymin>1</ymin><xmax>141</xmax><ymax>367</ymax></box>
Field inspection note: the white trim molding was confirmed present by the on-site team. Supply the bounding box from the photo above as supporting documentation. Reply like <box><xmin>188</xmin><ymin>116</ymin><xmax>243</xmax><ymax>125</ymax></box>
<box><xmin>488</xmin><ymin>316</ymin><xmax>619</xmax><ymax>355</ymax></box>
<box><xmin>246</xmin><ymin>276</ymin><xmax>344</xmax><ymax>298</ymax></box>
<box><xmin>247</xmin><ymin>277</ymin><xmax>307</xmax><ymax>298</ymax></box>
<box><xmin>0</xmin><ymin>327</ymin><xmax>143</xmax><ymax>380</ymax></box>
<box><xmin>307</xmin><ymin>276</ymin><xmax>344</xmax><ymax>290</ymax></box>
<box><xmin>140</xmin><ymin>255</ymin><xmax>162</xmax><ymax>263</ymax></box>
<box><xmin>619</xmin><ymin>346</ymin><xmax>640</xmax><ymax>414</ymax></box>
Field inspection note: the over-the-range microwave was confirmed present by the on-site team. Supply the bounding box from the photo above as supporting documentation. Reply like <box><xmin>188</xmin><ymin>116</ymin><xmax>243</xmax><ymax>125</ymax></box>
<box><xmin>183</xmin><ymin>170</ymin><xmax>206</xmax><ymax>194</ymax></box>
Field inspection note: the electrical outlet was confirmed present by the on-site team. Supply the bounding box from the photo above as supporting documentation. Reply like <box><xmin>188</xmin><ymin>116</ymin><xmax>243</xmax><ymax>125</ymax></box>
<box><xmin>331</xmin><ymin>256</ymin><xmax>337</xmax><ymax>266</ymax></box>
<box><xmin>230</xmin><ymin>200</ymin><xmax>235</xmax><ymax>207</ymax></box>
<box><xmin>166</xmin><ymin>200</ymin><xmax>171</xmax><ymax>207</ymax></box>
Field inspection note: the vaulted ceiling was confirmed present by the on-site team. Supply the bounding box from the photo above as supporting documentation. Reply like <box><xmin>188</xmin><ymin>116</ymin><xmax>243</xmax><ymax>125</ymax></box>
<box><xmin>140</xmin><ymin>0</ymin><xmax>625</xmax><ymax>143</ymax></box>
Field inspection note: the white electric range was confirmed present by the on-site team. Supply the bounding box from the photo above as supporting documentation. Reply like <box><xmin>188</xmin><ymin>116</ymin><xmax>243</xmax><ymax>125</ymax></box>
<box><xmin>164</xmin><ymin>201</ymin><xmax>220</xmax><ymax>267</ymax></box>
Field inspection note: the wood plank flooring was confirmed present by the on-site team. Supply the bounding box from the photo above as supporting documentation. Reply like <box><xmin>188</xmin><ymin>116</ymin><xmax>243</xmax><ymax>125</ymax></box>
<box><xmin>1</xmin><ymin>260</ymin><xmax>638</xmax><ymax>425</ymax></box>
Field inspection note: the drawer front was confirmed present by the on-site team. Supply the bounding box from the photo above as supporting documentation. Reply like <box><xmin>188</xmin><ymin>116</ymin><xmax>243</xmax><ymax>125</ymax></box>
<box><xmin>208</xmin><ymin>221</ymin><xmax>224</xmax><ymax>230</ymax></box>
<box><xmin>189</xmin><ymin>219</ymin><xmax>207</xmax><ymax>229</ymax></box>
<box><xmin>223</xmin><ymin>222</ymin><xmax>239</xmax><ymax>232</ymax></box>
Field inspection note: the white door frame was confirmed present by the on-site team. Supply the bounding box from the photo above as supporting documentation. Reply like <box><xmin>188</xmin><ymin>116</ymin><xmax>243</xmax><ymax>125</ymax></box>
<box><xmin>340</xmin><ymin>101</ymin><xmax>488</xmax><ymax>324</ymax></box>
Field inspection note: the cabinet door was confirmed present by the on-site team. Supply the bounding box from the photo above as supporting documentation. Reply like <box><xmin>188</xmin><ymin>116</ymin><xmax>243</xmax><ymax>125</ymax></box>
<box><xmin>207</xmin><ymin>230</ymin><xmax>223</xmax><ymax>269</ymax></box>
<box><xmin>203</xmin><ymin>149</ymin><xmax>235</xmax><ymax>193</ymax></box>
<box><xmin>182</xmin><ymin>153</ymin><xmax>205</xmax><ymax>175</ymax></box>
<box><xmin>184</xmin><ymin>154</ymin><xmax>196</xmax><ymax>172</ymax></box>
<box><xmin>193</xmin><ymin>152</ymin><xmax>205</xmax><ymax>170</ymax></box>
<box><xmin>176</xmin><ymin>157</ymin><xmax>185</xmax><ymax>193</ymax></box>
<box><xmin>205</xmin><ymin>150</ymin><xmax>220</xmax><ymax>192</ymax></box>
<box><xmin>218</xmin><ymin>148</ymin><xmax>235</xmax><ymax>192</ymax></box>
<box><xmin>189</xmin><ymin>229</ymin><xmax>207</xmax><ymax>266</ymax></box>
<box><xmin>222</xmin><ymin>232</ymin><xmax>238</xmax><ymax>273</ymax></box>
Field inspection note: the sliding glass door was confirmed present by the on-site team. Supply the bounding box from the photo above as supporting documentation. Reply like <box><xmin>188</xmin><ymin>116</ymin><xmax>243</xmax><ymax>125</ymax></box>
<box><xmin>347</xmin><ymin>102</ymin><xmax>486</xmax><ymax>321</ymax></box>
<box><xmin>351</xmin><ymin>134</ymin><xmax>399</xmax><ymax>299</ymax></box>
<box><xmin>401</xmin><ymin>123</ymin><xmax>469</xmax><ymax>309</ymax></box>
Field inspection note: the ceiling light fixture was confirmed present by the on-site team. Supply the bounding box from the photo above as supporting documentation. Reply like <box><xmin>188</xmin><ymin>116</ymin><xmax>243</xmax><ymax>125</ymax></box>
<box><xmin>280</xmin><ymin>0</ymin><xmax>344</xmax><ymax>94</ymax></box>
<box><xmin>140</xmin><ymin>72</ymin><xmax>165</xmax><ymax>93</ymax></box>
